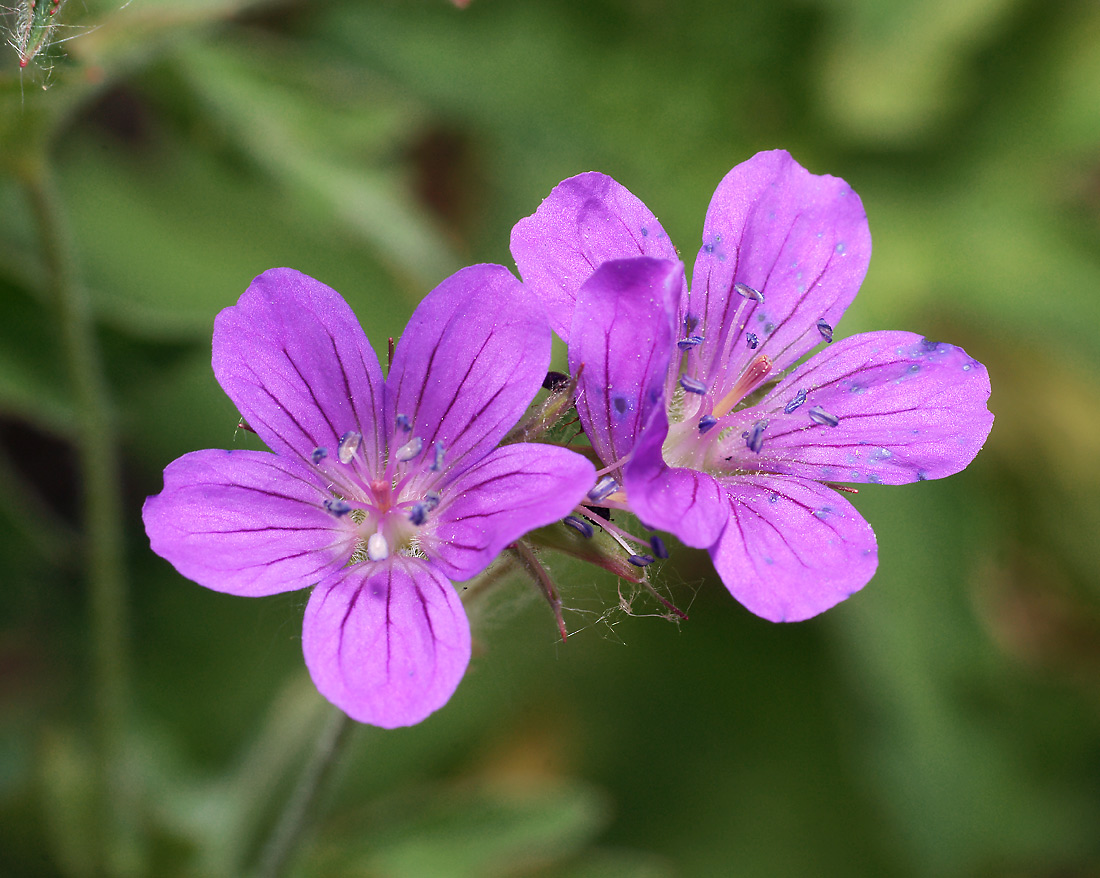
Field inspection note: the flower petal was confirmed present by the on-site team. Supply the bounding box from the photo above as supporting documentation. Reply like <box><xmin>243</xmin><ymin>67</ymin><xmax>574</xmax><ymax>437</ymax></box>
<box><xmin>302</xmin><ymin>558</ymin><xmax>471</xmax><ymax>728</ymax></box>
<box><xmin>387</xmin><ymin>264</ymin><xmax>550</xmax><ymax>475</ymax></box>
<box><xmin>213</xmin><ymin>268</ymin><xmax>385</xmax><ymax>472</ymax></box>
<box><xmin>689</xmin><ymin>150</ymin><xmax>871</xmax><ymax>383</ymax></box>
<box><xmin>511</xmin><ymin>173</ymin><xmax>683</xmax><ymax>342</ymax></box>
<box><xmin>424</xmin><ymin>443</ymin><xmax>596</xmax><ymax>581</ymax></box>
<box><xmin>624</xmin><ymin>406</ymin><xmax>728</xmax><ymax>549</ymax></box>
<box><xmin>142</xmin><ymin>449</ymin><xmax>354</xmax><ymax>596</ymax></box>
<box><xmin>754</xmin><ymin>332</ymin><xmax>994</xmax><ymax>484</ymax></box>
<box><xmin>711</xmin><ymin>475</ymin><xmax>878</xmax><ymax>622</ymax></box>
<box><xmin>569</xmin><ymin>258</ymin><xmax>682</xmax><ymax>470</ymax></box>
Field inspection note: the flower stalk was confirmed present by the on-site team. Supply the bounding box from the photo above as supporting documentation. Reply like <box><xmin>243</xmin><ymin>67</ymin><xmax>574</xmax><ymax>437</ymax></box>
<box><xmin>21</xmin><ymin>160</ymin><xmax>134</xmax><ymax>875</ymax></box>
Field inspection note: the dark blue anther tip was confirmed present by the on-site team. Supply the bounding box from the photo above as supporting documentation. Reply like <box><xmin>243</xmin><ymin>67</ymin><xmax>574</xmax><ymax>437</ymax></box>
<box><xmin>323</xmin><ymin>497</ymin><xmax>352</xmax><ymax>517</ymax></box>
<box><xmin>816</xmin><ymin>318</ymin><xmax>834</xmax><ymax>343</ymax></box>
<box><xmin>745</xmin><ymin>419</ymin><xmax>769</xmax><ymax>454</ymax></box>
<box><xmin>649</xmin><ymin>535</ymin><xmax>668</xmax><ymax>559</ymax></box>
<box><xmin>783</xmin><ymin>388</ymin><xmax>807</xmax><ymax>415</ymax></box>
<box><xmin>746</xmin><ymin>332</ymin><xmax>759</xmax><ymax>350</ymax></box>
<box><xmin>680</xmin><ymin>375</ymin><xmax>707</xmax><ymax>395</ymax></box>
<box><xmin>698</xmin><ymin>415</ymin><xmax>718</xmax><ymax>434</ymax></box>
<box><xmin>563</xmin><ymin>515</ymin><xmax>593</xmax><ymax>539</ymax></box>
<box><xmin>587</xmin><ymin>475</ymin><xmax>619</xmax><ymax>503</ymax></box>
<box><xmin>808</xmin><ymin>405</ymin><xmax>840</xmax><ymax>428</ymax></box>
<box><xmin>311</xmin><ymin>447</ymin><xmax>328</xmax><ymax>465</ymax></box>
<box><xmin>628</xmin><ymin>553</ymin><xmax>656</xmax><ymax>567</ymax></box>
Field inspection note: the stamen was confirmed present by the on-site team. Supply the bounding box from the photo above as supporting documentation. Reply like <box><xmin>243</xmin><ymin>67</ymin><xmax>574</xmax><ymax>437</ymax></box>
<box><xmin>395</xmin><ymin>413</ymin><xmax>412</xmax><ymax>433</ymax></box>
<box><xmin>430</xmin><ymin>442</ymin><xmax>445</xmax><ymax>472</ymax></box>
<box><xmin>423</xmin><ymin>491</ymin><xmax>441</xmax><ymax>510</ymax></box>
<box><xmin>587</xmin><ymin>475</ymin><xmax>619</xmax><ymax>503</ymax></box>
<box><xmin>395</xmin><ymin>436</ymin><xmax>423</xmax><ymax>462</ymax></box>
<box><xmin>367</xmin><ymin>532</ymin><xmax>389</xmax><ymax>561</ymax></box>
<box><xmin>408</xmin><ymin>502</ymin><xmax>429</xmax><ymax>526</ymax></box>
<box><xmin>337</xmin><ymin>430</ymin><xmax>361</xmax><ymax>464</ymax></box>
<box><xmin>628</xmin><ymin>553</ymin><xmax>655</xmax><ymax>567</ymax></box>
<box><xmin>649</xmin><ymin>535</ymin><xmax>668</xmax><ymax>559</ymax></box>
<box><xmin>713</xmin><ymin>354</ymin><xmax>773</xmax><ymax>418</ymax></box>
<box><xmin>564</xmin><ymin>515</ymin><xmax>593</xmax><ymax>538</ymax></box>
<box><xmin>680</xmin><ymin>375</ymin><xmax>707</xmax><ymax>395</ymax></box>
<box><xmin>698</xmin><ymin>415</ymin><xmax>718</xmax><ymax>434</ymax></box>
<box><xmin>237</xmin><ymin>418</ymin><xmax>256</xmax><ymax>434</ymax></box>
<box><xmin>323</xmin><ymin>497</ymin><xmax>352</xmax><ymax>517</ymax></box>
<box><xmin>817</xmin><ymin>319</ymin><xmax>834</xmax><ymax>343</ymax></box>
<box><xmin>677</xmin><ymin>335</ymin><xmax>705</xmax><ymax>351</ymax></box>
<box><xmin>734</xmin><ymin>282</ymin><xmax>764</xmax><ymax>304</ymax></box>
<box><xmin>746</xmin><ymin>332</ymin><xmax>759</xmax><ymax>350</ymax></box>
<box><xmin>783</xmin><ymin>388</ymin><xmax>807</xmax><ymax>414</ymax></box>
<box><xmin>808</xmin><ymin>406</ymin><xmax>840</xmax><ymax>427</ymax></box>
<box><xmin>745</xmin><ymin>419</ymin><xmax>769</xmax><ymax>454</ymax></box>
<box><xmin>683</xmin><ymin>313</ymin><xmax>700</xmax><ymax>334</ymax></box>
<box><xmin>311</xmin><ymin>447</ymin><xmax>328</xmax><ymax>465</ymax></box>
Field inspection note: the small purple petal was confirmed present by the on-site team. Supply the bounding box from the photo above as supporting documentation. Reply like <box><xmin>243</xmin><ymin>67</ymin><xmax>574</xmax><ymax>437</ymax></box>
<box><xmin>423</xmin><ymin>443</ymin><xmax>595</xmax><ymax>582</ymax></box>
<box><xmin>623</xmin><ymin>406</ymin><xmax>729</xmax><ymax>548</ymax></box>
<box><xmin>710</xmin><ymin>475</ymin><xmax>878</xmax><ymax>622</ymax></box>
<box><xmin>142</xmin><ymin>449</ymin><xmax>354</xmax><ymax>597</ymax></box>
<box><xmin>757</xmin><ymin>331</ymin><xmax>994</xmax><ymax>484</ymax></box>
<box><xmin>388</xmin><ymin>264</ymin><xmax>550</xmax><ymax>476</ymax></box>
<box><xmin>511</xmin><ymin>172</ymin><xmax>683</xmax><ymax>342</ymax></box>
<box><xmin>569</xmin><ymin>258</ymin><xmax>682</xmax><ymax>468</ymax></box>
<box><xmin>212</xmin><ymin>268</ymin><xmax>385</xmax><ymax>472</ymax></box>
<box><xmin>302</xmin><ymin>559</ymin><xmax>471</xmax><ymax>728</ymax></box>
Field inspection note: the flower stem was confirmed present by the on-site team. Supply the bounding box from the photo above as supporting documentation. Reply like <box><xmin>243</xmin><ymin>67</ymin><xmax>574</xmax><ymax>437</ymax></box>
<box><xmin>254</xmin><ymin>706</ymin><xmax>354</xmax><ymax>878</ymax></box>
<box><xmin>20</xmin><ymin>160</ymin><xmax>134</xmax><ymax>875</ymax></box>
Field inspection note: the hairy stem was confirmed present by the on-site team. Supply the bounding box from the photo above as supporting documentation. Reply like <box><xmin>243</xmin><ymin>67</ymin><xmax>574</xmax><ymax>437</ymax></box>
<box><xmin>253</xmin><ymin>706</ymin><xmax>354</xmax><ymax>878</ymax></box>
<box><xmin>20</xmin><ymin>162</ymin><xmax>133</xmax><ymax>876</ymax></box>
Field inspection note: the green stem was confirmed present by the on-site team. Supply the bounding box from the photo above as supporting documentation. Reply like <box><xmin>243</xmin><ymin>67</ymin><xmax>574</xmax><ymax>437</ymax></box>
<box><xmin>254</xmin><ymin>706</ymin><xmax>354</xmax><ymax>878</ymax></box>
<box><xmin>21</xmin><ymin>161</ymin><xmax>132</xmax><ymax>877</ymax></box>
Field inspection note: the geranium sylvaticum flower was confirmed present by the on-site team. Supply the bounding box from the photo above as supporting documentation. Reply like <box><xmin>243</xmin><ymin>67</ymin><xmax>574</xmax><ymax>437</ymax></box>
<box><xmin>143</xmin><ymin>266</ymin><xmax>595</xmax><ymax>727</ymax></box>
<box><xmin>511</xmin><ymin>150</ymin><xmax>994</xmax><ymax>622</ymax></box>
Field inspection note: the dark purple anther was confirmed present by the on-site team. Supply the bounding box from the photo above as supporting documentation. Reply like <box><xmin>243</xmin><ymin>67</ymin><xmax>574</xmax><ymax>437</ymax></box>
<box><xmin>677</xmin><ymin>335</ymin><xmax>705</xmax><ymax>351</ymax></box>
<box><xmin>817</xmin><ymin>319</ymin><xmax>833</xmax><ymax>343</ymax></box>
<box><xmin>680</xmin><ymin>375</ymin><xmax>707</xmax><ymax>395</ymax></box>
<box><xmin>650</xmin><ymin>535</ymin><xmax>668</xmax><ymax>559</ymax></box>
<box><xmin>783</xmin><ymin>388</ymin><xmax>807</xmax><ymax>414</ymax></box>
<box><xmin>628</xmin><ymin>553</ymin><xmax>655</xmax><ymax>567</ymax></box>
<box><xmin>808</xmin><ymin>406</ymin><xmax>840</xmax><ymax>427</ymax></box>
<box><xmin>746</xmin><ymin>332</ymin><xmax>759</xmax><ymax>350</ymax></box>
<box><xmin>311</xmin><ymin>447</ymin><xmax>328</xmax><ymax>465</ymax></box>
<box><xmin>395</xmin><ymin>413</ymin><xmax>412</xmax><ymax>433</ymax></box>
<box><xmin>698</xmin><ymin>415</ymin><xmax>718</xmax><ymax>434</ymax></box>
<box><xmin>745</xmin><ymin>419</ymin><xmax>769</xmax><ymax>454</ymax></box>
<box><xmin>323</xmin><ymin>498</ymin><xmax>352</xmax><ymax>517</ymax></box>
<box><xmin>564</xmin><ymin>515</ymin><xmax>593</xmax><ymax>538</ymax></box>
<box><xmin>430</xmin><ymin>441</ymin><xmax>445</xmax><ymax>472</ymax></box>
<box><xmin>409</xmin><ymin>502</ymin><xmax>429</xmax><ymax>526</ymax></box>
<box><xmin>587</xmin><ymin>475</ymin><xmax>619</xmax><ymax>503</ymax></box>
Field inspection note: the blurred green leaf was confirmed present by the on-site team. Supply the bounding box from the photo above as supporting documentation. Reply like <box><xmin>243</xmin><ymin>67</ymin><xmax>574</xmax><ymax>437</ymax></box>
<box><xmin>312</xmin><ymin>780</ymin><xmax>609</xmax><ymax>878</ymax></box>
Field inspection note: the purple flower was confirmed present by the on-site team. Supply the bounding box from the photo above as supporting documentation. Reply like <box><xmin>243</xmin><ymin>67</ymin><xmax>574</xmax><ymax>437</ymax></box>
<box><xmin>143</xmin><ymin>267</ymin><xmax>595</xmax><ymax>727</ymax></box>
<box><xmin>512</xmin><ymin>150</ymin><xmax>993</xmax><ymax>622</ymax></box>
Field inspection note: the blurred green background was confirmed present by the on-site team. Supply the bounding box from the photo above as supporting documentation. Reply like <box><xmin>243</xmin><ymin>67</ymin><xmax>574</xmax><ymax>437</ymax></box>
<box><xmin>2</xmin><ymin>0</ymin><xmax>1099</xmax><ymax>876</ymax></box>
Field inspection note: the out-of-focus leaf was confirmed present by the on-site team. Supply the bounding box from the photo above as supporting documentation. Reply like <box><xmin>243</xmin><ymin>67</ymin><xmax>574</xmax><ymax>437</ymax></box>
<box><xmin>170</xmin><ymin>35</ymin><xmax>461</xmax><ymax>294</ymax></box>
<box><xmin>834</xmin><ymin>480</ymin><xmax>1100</xmax><ymax>875</ymax></box>
<box><xmin>819</xmin><ymin>0</ymin><xmax>1026</xmax><ymax>142</ymax></box>
<box><xmin>310</xmin><ymin>780</ymin><xmax>609</xmax><ymax>878</ymax></box>
<box><xmin>0</xmin><ymin>278</ymin><xmax>72</xmax><ymax>431</ymax></box>
<box><xmin>37</xmin><ymin>727</ymin><xmax>97</xmax><ymax>878</ymax></box>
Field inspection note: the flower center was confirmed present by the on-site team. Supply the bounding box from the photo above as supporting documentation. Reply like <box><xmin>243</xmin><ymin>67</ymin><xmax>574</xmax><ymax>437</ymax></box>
<box><xmin>307</xmin><ymin>417</ymin><xmax>447</xmax><ymax>564</ymax></box>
